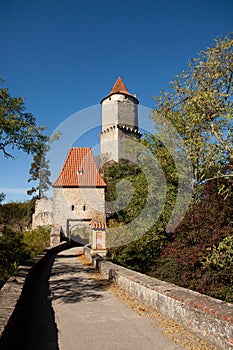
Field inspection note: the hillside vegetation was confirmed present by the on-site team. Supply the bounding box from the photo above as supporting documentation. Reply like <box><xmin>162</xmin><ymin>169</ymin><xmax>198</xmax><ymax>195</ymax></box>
<box><xmin>0</xmin><ymin>200</ymin><xmax>50</xmax><ymax>289</ymax></box>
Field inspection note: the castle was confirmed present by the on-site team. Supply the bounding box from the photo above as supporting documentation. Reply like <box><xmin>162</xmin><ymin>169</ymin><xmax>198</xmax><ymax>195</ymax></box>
<box><xmin>32</xmin><ymin>77</ymin><xmax>140</xmax><ymax>248</ymax></box>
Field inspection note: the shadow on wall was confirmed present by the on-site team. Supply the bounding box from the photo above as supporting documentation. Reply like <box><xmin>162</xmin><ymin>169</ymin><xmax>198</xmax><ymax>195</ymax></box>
<box><xmin>0</xmin><ymin>252</ymin><xmax>59</xmax><ymax>350</ymax></box>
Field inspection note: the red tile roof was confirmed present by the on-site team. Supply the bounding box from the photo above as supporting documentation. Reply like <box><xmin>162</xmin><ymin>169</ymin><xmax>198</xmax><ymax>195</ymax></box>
<box><xmin>52</xmin><ymin>148</ymin><xmax>106</xmax><ymax>187</ymax></box>
<box><xmin>89</xmin><ymin>222</ymin><xmax>107</xmax><ymax>229</ymax></box>
<box><xmin>101</xmin><ymin>77</ymin><xmax>139</xmax><ymax>104</ymax></box>
<box><xmin>110</xmin><ymin>76</ymin><xmax>129</xmax><ymax>94</ymax></box>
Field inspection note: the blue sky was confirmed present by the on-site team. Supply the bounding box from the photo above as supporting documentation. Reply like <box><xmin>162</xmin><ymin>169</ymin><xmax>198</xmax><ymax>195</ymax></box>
<box><xmin>0</xmin><ymin>0</ymin><xmax>232</xmax><ymax>202</ymax></box>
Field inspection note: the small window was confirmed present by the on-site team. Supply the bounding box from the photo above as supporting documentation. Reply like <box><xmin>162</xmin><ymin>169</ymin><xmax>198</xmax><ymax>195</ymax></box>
<box><xmin>83</xmin><ymin>205</ymin><xmax>86</xmax><ymax>211</ymax></box>
<box><xmin>71</xmin><ymin>205</ymin><xmax>75</xmax><ymax>211</ymax></box>
<box><xmin>109</xmin><ymin>97</ymin><xmax>111</xmax><ymax>100</ymax></box>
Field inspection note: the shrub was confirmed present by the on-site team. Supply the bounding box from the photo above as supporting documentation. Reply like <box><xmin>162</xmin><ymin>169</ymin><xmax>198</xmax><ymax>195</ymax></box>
<box><xmin>0</xmin><ymin>226</ymin><xmax>51</xmax><ymax>289</ymax></box>
<box><xmin>149</xmin><ymin>181</ymin><xmax>233</xmax><ymax>302</ymax></box>
<box><xmin>22</xmin><ymin>226</ymin><xmax>51</xmax><ymax>258</ymax></box>
<box><xmin>0</xmin><ymin>230</ymin><xmax>29</xmax><ymax>288</ymax></box>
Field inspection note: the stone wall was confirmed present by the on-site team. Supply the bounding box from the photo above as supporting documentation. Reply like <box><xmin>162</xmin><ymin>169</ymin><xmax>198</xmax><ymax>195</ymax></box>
<box><xmin>53</xmin><ymin>187</ymin><xmax>105</xmax><ymax>234</ymax></box>
<box><xmin>83</xmin><ymin>247</ymin><xmax>233</xmax><ymax>350</ymax></box>
<box><xmin>0</xmin><ymin>241</ymin><xmax>68</xmax><ymax>348</ymax></box>
<box><xmin>32</xmin><ymin>197</ymin><xmax>53</xmax><ymax>229</ymax></box>
<box><xmin>32</xmin><ymin>187</ymin><xmax>106</xmax><ymax>236</ymax></box>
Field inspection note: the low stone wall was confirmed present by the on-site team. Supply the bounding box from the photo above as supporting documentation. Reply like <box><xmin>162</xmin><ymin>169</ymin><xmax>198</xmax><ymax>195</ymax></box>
<box><xmin>0</xmin><ymin>241</ymin><xmax>68</xmax><ymax>346</ymax></box>
<box><xmin>83</xmin><ymin>247</ymin><xmax>233</xmax><ymax>350</ymax></box>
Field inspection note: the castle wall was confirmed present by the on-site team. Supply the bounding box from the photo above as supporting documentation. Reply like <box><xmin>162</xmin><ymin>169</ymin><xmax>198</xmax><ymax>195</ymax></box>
<box><xmin>32</xmin><ymin>197</ymin><xmax>53</xmax><ymax>229</ymax></box>
<box><xmin>32</xmin><ymin>187</ymin><xmax>105</xmax><ymax>237</ymax></box>
<box><xmin>52</xmin><ymin>187</ymin><xmax>105</xmax><ymax>234</ymax></box>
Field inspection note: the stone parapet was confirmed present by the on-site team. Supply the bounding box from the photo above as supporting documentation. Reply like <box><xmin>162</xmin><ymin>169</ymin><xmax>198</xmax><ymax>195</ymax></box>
<box><xmin>83</xmin><ymin>247</ymin><xmax>233</xmax><ymax>350</ymax></box>
<box><xmin>0</xmin><ymin>241</ymin><xmax>69</xmax><ymax>348</ymax></box>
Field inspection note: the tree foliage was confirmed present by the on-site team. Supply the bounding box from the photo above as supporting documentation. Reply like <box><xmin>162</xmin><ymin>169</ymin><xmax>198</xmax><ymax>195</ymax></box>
<box><xmin>0</xmin><ymin>226</ymin><xmax>50</xmax><ymax>289</ymax></box>
<box><xmin>0</xmin><ymin>192</ymin><xmax>5</xmax><ymax>203</ymax></box>
<box><xmin>0</xmin><ymin>78</ymin><xmax>48</xmax><ymax>158</ymax></box>
<box><xmin>151</xmin><ymin>34</ymin><xmax>233</xmax><ymax>198</ymax></box>
<box><xmin>103</xmin><ymin>159</ymin><xmax>148</xmax><ymax>224</ymax></box>
<box><xmin>27</xmin><ymin>131</ymin><xmax>60</xmax><ymax>198</ymax></box>
<box><xmin>148</xmin><ymin>180</ymin><xmax>233</xmax><ymax>302</ymax></box>
<box><xmin>0</xmin><ymin>230</ymin><xmax>28</xmax><ymax>288</ymax></box>
<box><xmin>0</xmin><ymin>200</ymin><xmax>34</xmax><ymax>233</ymax></box>
<box><xmin>27</xmin><ymin>150</ymin><xmax>51</xmax><ymax>198</ymax></box>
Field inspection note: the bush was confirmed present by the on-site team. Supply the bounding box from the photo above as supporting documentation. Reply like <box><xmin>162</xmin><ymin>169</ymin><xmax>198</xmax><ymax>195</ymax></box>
<box><xmin>0</xmin><ymin>230</ymin><xmax>29</xmax><ymax>288</ymax></box>
<box><xmin>107</xmin><ymin>231</ymin><xmax>167</xmax><ymax>273</ymax></box>
<box><xmin>0</xmin><ymin>226</ymin><xmax>51</xmax><ymax>289</ymax></box>
<box><xmin>149</xmin><ymin>181</ymin><xmax>233</xmax><ymax>302</ymax></box>
<box><xmin>22</xmin><ymin>226</ymin><xmax>51</xmax><ymax>258</ymax></box>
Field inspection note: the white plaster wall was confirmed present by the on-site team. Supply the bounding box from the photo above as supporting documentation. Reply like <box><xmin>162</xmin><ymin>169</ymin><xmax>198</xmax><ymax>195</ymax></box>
<box><xmin>52</xmin><ymin>187</ymin><xmax>105</xmax><ymax>233</ymax></box>
<box><xmin>33</xmin><ymin>187</ymin><xmax>106</xmax><ymax>235</ymax></box>
<box><xmin>100</xmin><ymin>127</ymin><xmax>119</xmax><ymax>162</ymax></box>
<box><xmin>100</xmin><ymin>127</ymin><xmax>140</xmax><ymax>163</ymax></box>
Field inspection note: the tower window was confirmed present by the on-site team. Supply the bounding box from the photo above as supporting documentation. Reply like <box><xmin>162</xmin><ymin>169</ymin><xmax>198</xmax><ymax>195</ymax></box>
<box><xmin>71</xmin><ymin>205</ymin><xmax>75</xmax><ymax>211</ymax></box>
<box><xmin>83</xmin><ymin>205</ymin><xmax>86</xmax><ymax>211</ymax></box>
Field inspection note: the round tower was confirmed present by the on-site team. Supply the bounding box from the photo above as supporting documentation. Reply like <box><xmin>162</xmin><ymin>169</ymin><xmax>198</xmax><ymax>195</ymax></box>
<box><xmin>99</xmin><ymin>77</ymin><xmax>141</xmax><ymax>162</ymax></box>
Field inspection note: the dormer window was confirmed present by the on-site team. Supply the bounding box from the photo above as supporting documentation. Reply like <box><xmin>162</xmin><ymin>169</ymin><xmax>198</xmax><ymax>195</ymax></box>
<box><xmin>77</xmin><ymin>170</ymin><xmax>83</xmax><ymax>175</ymax></box>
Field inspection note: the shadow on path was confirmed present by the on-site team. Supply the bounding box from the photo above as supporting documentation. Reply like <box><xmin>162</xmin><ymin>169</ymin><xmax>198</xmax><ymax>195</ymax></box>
<box><xmin>49</xmin><ymin>252</ymin><xmax>107</xmax><ymax>304</ymax></box>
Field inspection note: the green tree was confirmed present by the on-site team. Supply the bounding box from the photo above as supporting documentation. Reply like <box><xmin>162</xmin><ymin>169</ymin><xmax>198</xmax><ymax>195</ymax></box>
<box><xmin>27</xmin><ymin>150</ymin><xmax>51</xmax><ymax>198</ymax></box>
<box><xmin>27</xmin><ymin>132</ymin><xmax>60</xmax><ymax>198</ymax></box>
<box><xmin>151</xmin><ymin>34</ymin><xmax>233</xmax><ymax>199</ymax></box>
<box><xmin>105</xmin><ymin>144</ymin><xmax>178</xmax><ymax>269</ymax></box>
<box><xmin>0</xmin><ymin>77</ymin><xmax>48</xmax><ymax>158</ymax></box>
<box><xmin>0</xmin><ymin>201</ymin><xmax>32</xmax><ymax>233</ymax></box>
<box><xmin>0</xmin><ymin>226</ymin><xmax>50</xmax><ymax>289</ymax></box>
<box><xmin>22</xmin><ymin>226</ymin><xmax>50</xmax><ymax>258</ymax></box>
<box><xmin>0</xmin><ymin>192</ymin><xmax>5</xmax><ymax>203</ymax></box>
<box><xmin>0</xmin><ymin>230</ymin><xmax>28</xmax><ymax>288</ymax></box>
<box><xmin>103</xmin><ymin>159</ymin><xmax>148</xmax><ymax>223</ymax></box>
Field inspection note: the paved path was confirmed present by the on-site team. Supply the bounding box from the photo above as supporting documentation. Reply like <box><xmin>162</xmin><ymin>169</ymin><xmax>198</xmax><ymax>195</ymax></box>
<box><xmin>50</xmin><ymin>247</ymin><xmax>183</xmax><ymax>350</ymax></box>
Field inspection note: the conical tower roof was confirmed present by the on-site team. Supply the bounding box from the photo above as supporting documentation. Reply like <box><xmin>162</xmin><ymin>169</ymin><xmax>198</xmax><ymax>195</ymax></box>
<box><xmin>110</xmin><ymin>76</ymin><xmax>129</xmax><ymax>94</ymax></box>
<box><xmin>101</xmin><ymin>77</ymin><xmax>139</xmax><ymax>104</ymax></box>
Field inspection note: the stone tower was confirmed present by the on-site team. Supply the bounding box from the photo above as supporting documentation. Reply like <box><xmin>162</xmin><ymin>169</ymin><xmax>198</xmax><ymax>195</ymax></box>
<box><xmin>99</xmin><ymin>77</ymin><xmax>141</xmax><ymax>162</ymax></box>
